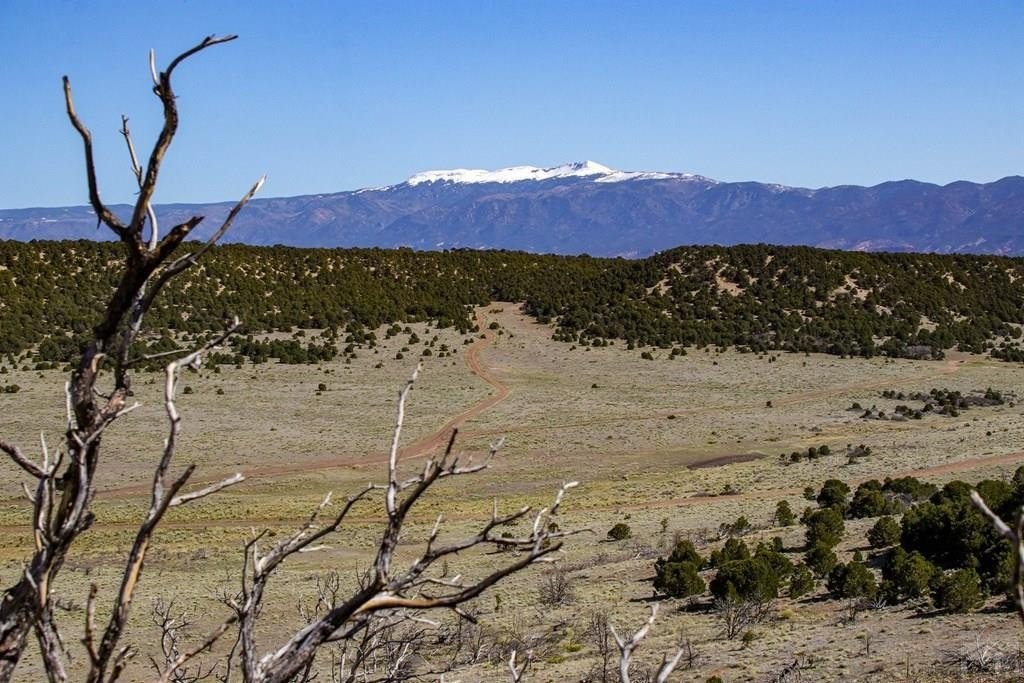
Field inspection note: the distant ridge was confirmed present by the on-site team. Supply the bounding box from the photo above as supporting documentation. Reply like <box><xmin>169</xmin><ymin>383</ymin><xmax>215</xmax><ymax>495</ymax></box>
<box><xmin>2</xmin><ymin>162</ymin><xmax>1023</xmax><ymax>257</ymax></box>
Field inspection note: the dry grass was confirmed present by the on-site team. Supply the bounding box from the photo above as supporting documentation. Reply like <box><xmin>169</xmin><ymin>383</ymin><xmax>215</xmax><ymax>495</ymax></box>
<box><xmin>2</xmin><ymin>304</ymin><xmax>1023</xmax><ymax>681</ymax></box>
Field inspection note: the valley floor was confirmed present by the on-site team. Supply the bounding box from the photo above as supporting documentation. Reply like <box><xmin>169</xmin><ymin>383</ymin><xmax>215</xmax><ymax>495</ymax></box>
<box><xmin>1</xmin><ymin>304</ymin><xmax>1022</xmax><ymax>681</ymax></box>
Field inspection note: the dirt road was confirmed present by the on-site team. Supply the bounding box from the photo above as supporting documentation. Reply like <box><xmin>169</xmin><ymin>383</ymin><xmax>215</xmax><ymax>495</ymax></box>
<box><xmin>95</xmin><ymin>311</ymin><xmax>511</xmax><ymax>500</ymax></box>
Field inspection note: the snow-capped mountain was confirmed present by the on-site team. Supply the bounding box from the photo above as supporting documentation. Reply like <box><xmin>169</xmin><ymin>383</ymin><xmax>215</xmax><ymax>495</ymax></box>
<box><xmin>405</xmin><ymin>160</ymin><xmax>614</xmax><ymax>185</ymax></box>
<box><xmin>403</xmin><ymin>160</ymin><xmax>711</xmax><ymax>186</ymax></box>
<box><xmin>2</xmin><ymin>162</ymin><xmax>1024</xmax><ymax>257</ymax></box>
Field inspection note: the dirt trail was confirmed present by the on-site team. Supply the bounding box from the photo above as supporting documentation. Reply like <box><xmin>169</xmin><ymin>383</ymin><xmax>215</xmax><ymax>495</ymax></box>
<box><xmin>96</xmin><ymin>311</ymin><xmax>510</xmax><ymax>499</ymax></box>
<box><xmin>7</xmin><ymin>312</ymin><xmax>998</xmax><ymax>531</ymax></box>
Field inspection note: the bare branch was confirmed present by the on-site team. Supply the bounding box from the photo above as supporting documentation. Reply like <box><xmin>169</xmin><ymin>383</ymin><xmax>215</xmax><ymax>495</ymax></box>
<box><xmin>170</xmin><ymin>473</ymin><xmax>245</xmax><ymax>508</ymax></box>
<box><xmin>130</xmin><ymin>35</ymin><xmax>238</xmax><ymax>239</ymax></box>
<box><xmin>508</xmin><ymin>648</ymin><xmax>530</xmax><ymax>682</ymax></box>
<box><xmin>120</xmin><ymin>115</ymin><xmax>159</xmax><ymax>249</ymax></box>
<box><xmin>609</xmin><ymin>604</ymin><xmax>684</xmax><ymax>683</ymax></box>
<box><xmin>34</xmin><ymin>604</ymin><xmax>68</xmax><ymax>683</ymax></box>
<box><xmin>0</xmin><ymin>34</ymin><xmax>254</xmax><ymax>682</ymax></box>
<box><xmin>141</xmin><ymin>175</ymin><xmax>265</xmax><ymax>315</ymax></box>
<box><xmin>61</xmin><ymin>77</ymin><xmax>128</xmax><ymax>239</ymax></box>
<box><xmin>0</xmin><ymin>439</ymin><xmax>46</xmax><ymax>479</ymax></box>
<box><xmin>151</xmin><ymin>614</ymin><xmax>237</xmax><ymax>683</ymax></box>
<box><xmin>970</xmin><ymin>490</ymin><xmax>1024</xmax><ymax>626</ymax></box>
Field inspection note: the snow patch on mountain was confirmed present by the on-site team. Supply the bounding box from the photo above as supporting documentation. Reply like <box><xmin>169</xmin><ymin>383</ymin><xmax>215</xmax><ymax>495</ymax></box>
<box><xmin>402</xmin><ymin>161</ymin><xmax>717</xmax><ymax>187</ymax></box>
<box><xmin>595</xmin><ymin>170</ymin><xmax>715</xmax><ymax>184</ymax></box>
<box><xmin>406</xmin><ymin>160</ymin><xmax>614</xmax><ymax>185</ymax></box>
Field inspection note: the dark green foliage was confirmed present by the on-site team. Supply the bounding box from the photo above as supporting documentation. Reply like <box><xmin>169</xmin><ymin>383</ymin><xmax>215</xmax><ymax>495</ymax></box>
<box><xmin>709</xmin><ymin>556</ymin><xmax>780</xmax><ymax>604</ymax></box>
<box><xmin>900</xmin><ymin>480</ymin><xmax>1012</xmax><ymax>588</ymax></box>
<box><xmin>5</xmin><ymin>241</ymin><xmax>1024</xmax><ymax>360</ymax></box>
<box><xmin>848</xmin><ymin>480</ymin><xmax>903</xmax><ymax>518</ymax></box>
<box><xmin>788</xmin><ymin>563</ymin><xmax>815</xmax><ymax>599</ymax></box>
<box><xmin>661</xmin><ymin>540</ymin><xmax>703</xmax><ymax>567</ymax></box>
<box><xmin>867</xmin><ymin>516</ymin><xmax>901</xmax><ymax>548</ymax></box>
<box><xmin>827</xmin><ymin>561</ymin><xmax>878</xmax><ymax>599</ymax></box>
<box><xmin>805</xmin><ymin>542</ymin><xmax>839</xmax><ymax>578</ymax></box>
<box><xmin>1011</xmin><ymin>466</ymin><xmax>1024</xmax><ymax>494</ymax></box>
<box><xmin>653</xmin><ymin>561</ymin><xmax>706</xmax><ymax>599</ymax></box>
<box><xmin>719</xmin><ymin>515</ymin><xmax>752</xmax><ymax>538</ymax></box>
<box><xmin>882</xmin><ymin>476</ymin><xmax>937</xmax><ymax>502</ymax></box>
<box><xmin>753</xmin><ymin>542</ymin><xmax>794</xmax><ymax>580</ymax></box>
<box><xmin>933</xmin><ymin>568</ymin><xmax>984</xmax><ymax>613</ymax></box>
<box><xmin>804</xmin><ymin>508</ymin><xmax>845</xmax><ymax>549</ymax></box>
<box><xmin>881</xmin><ymin>548</ymin><xmax>937</xmax><ymax>602</ymax></box>
<box><xmin>774</xmin><ymin>500</ymin><xmax>796</xmax><ymax>527</ymax></box>
<box><xmin>232</xmin><ymin>336</ymin><xmax>337</xmax><ymax>364</ymax></box>
<box><xmin>651</xmin><ymin>539</ymin><xmax>707</xmax><ymax>599</ymax></box>
<box><xmin>606</xmin><ymin>523</ymin><xmax>631</xmax><ymax>541</ymax></box>
<box><xmin>816</xmin><ymin>479</ymin><xmax>851</xmax><ymax>514</ymax></box>
<box><xmin>709</xmin><ymin>538</ymin><xmax>750</xmax><ymax>568</ymax></box>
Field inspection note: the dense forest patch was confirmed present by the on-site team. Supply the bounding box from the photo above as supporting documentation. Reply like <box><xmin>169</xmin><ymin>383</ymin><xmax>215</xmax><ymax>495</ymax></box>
<box><xmin>3</xmin><ymin>240</ymin><xmax>1024</xmax><ymax>362</ymax></box>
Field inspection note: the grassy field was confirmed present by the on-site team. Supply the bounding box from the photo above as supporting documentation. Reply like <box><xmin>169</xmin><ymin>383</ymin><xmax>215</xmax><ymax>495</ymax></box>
<box><xmin>2</xmin><ymin>304</ymin><xmax>1023</xmax><ymax>681</ymax></box>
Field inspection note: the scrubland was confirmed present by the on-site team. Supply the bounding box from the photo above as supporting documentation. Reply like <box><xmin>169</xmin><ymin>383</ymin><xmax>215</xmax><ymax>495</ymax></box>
<box><xmin>2</xmin><ymin>304</ymin><xmax>1022</xmax><ymax>681</ymax></box>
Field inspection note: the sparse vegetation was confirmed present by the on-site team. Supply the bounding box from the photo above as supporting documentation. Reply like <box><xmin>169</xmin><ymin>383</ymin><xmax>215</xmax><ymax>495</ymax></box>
<box><xmin>607</xmin><ymin>522</ymin><xmax>632</xmax><ymax>541</ymax></box>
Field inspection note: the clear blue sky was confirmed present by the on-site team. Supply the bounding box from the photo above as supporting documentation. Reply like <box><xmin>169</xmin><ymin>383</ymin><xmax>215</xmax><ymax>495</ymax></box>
<box><xmin>2</xmin><ymin>1</ymin><xmax>1023</xmax><ymax>208</ymax></box>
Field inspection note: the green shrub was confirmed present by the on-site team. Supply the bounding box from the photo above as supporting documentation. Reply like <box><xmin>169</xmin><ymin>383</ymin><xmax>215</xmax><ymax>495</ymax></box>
<box><xmin>788</xmin><ymin>563</ymin><xmax>815</xmax><ymax>599</ymax></box>
<box><xmin>804</xmin><ymin>508</ymin><xmax>845</xmax><ymax>549</ymax></box>
<box><xmin>848</xmin><ymin>480</ymin><xmax>901</xmax><ymax>518</ymax></box>
<box><xmin>774</xmin><ymin>500</ymin><xmax>796</xmax><ymax>527</ymax></box>
<box><xmin>709</xmin><ymin>538</ymin><xmax>750</xmax><ymax>568</ymax></box>
<box><xmin>660</xmin><ymin>540</ymin><xmax>703</xmax><ymax>567</ymax></box>
<box><xmin>933</xmin><ymin>568</ymin><xmax>984</xmax><ymax>613</ymax></box>
<box><xmin>710</xmin><ymin>556</ymin><xmax>780</xmax><ymax>604</ymax></box>
<box><xmin>805</xmin><ymin>542</ymin><xmax>838</xmax><ymax>578</ymax></box>
<box><xmin>867</xmin><ymin>516</ymin><xmax>901</xmax><ymax>548</ymax></box>
<box><xmin>653</xmin><ymin>561</ymin><xmax>705</xmax><ymax>599</ymax></box>
<box><xmin>881</xmin><ymin>548</ymin><xmax>936</xmax><ymax>602</ymax></box>
<box><xmin>817</xmin><ymin>479</ymin><xmax>851</xmax><ymax>514</ymax></box>
<box><xmin>827</xmin><ymin>561</ymin><xmax>877</xmax><ymax>599</ymax></box>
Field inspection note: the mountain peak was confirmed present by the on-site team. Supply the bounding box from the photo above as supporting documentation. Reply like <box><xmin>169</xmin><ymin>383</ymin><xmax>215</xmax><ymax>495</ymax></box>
<box><xmin>405</xmin><ymin>161</ymin><xmax>616</xmax><ymax>186</ymax></box>
<box><xmin>402</xmin><ymin>160</ymin><xmax>717</xmax><ymax>187</ymax></box>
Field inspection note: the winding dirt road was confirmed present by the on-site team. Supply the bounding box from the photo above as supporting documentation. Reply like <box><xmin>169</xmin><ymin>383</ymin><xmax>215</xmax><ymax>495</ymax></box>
<box><xmin>1</xmin><ymin>322</ymin><xmax>1016</xmax><ymax>532</ymax></box>
<box><xmin>95</xmin><ymin>311</ymin><xmax>511</xmax><ymax>500</ymax></box>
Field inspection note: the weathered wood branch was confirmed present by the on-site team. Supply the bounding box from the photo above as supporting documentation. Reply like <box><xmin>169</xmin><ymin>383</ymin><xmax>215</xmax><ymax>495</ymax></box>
<box><xmin>224</xmin><ymin>367</ymin><xmax>579</xmax><ymax>683</ymax></box>
<box><xmin>0</xmin><ymin>35</ymin><xmax>256</xmax><ymax>681</ymax></box>
<box><xmin>130</xmin><ymin>35</ymin><xmax>238</xmax><ymax>240</ymax></box>
<box><xmin>62</xmin><ymin>77</ymin><xmax>128</xmax><ymax>240</ymax></box>
<box><xmin>609</xmin><ymin>604</ymin><xmax>685</xmax><ymax>683</ymax></box>
<box><xmin>970</xmin><ymin>490</ymin><xmax>1024</xmax><ymax>626</ymax></box>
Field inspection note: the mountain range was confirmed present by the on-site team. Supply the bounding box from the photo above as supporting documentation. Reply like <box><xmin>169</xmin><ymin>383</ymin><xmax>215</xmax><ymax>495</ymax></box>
<box><xmin>2</xmin><ymin>161</ymin><xmax>1022</xmax><ymax>257</ymax></box>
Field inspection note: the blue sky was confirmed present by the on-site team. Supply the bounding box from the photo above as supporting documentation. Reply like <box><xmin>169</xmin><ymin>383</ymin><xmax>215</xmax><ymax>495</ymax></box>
<box><xmin>2</xmin><ymin>1</ymin><xmax>1023</xmax><ymax>207</ymax></box>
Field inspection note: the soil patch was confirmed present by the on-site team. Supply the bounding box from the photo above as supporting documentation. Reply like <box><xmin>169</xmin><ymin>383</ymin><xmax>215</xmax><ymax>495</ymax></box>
<box><xmin>687</xmin><ymin>452</ymin><xmax>768</xmax><ymax>470</ymax></box>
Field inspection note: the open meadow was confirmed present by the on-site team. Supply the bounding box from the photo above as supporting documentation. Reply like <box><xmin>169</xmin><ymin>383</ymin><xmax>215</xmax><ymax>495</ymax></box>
<box><xmin>2</xmin><ymin>304</ymin><xmax>1023</xmax><ymax>682</ymax></box>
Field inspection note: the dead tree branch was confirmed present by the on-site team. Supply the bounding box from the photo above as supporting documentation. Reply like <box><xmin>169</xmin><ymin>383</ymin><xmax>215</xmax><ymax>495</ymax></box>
<box><xmin>0</xmin><ymin>35</ymin><xmax>259</xmax><ymax>681</ymax></box>
<box><xmin>223</xmin><ymin>365</ymin><xmax>580</xmax><ymax>683</ymax></box>
<box><xmin>609</xmin><ymin>604</ymin><xmax>684</xmax><ymax>683</ymax></box>
<box><xmin>970</xmin><ymin>490</ymin><xmax>1024</xmax><ymax>625</ymax></box>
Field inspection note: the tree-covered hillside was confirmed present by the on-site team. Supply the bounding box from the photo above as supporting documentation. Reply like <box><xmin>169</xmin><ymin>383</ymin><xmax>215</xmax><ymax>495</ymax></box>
<box><xmin>2</xmin><ymin>240</ymin><xmax>1024</xmax><ymax>362</ymax></box>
